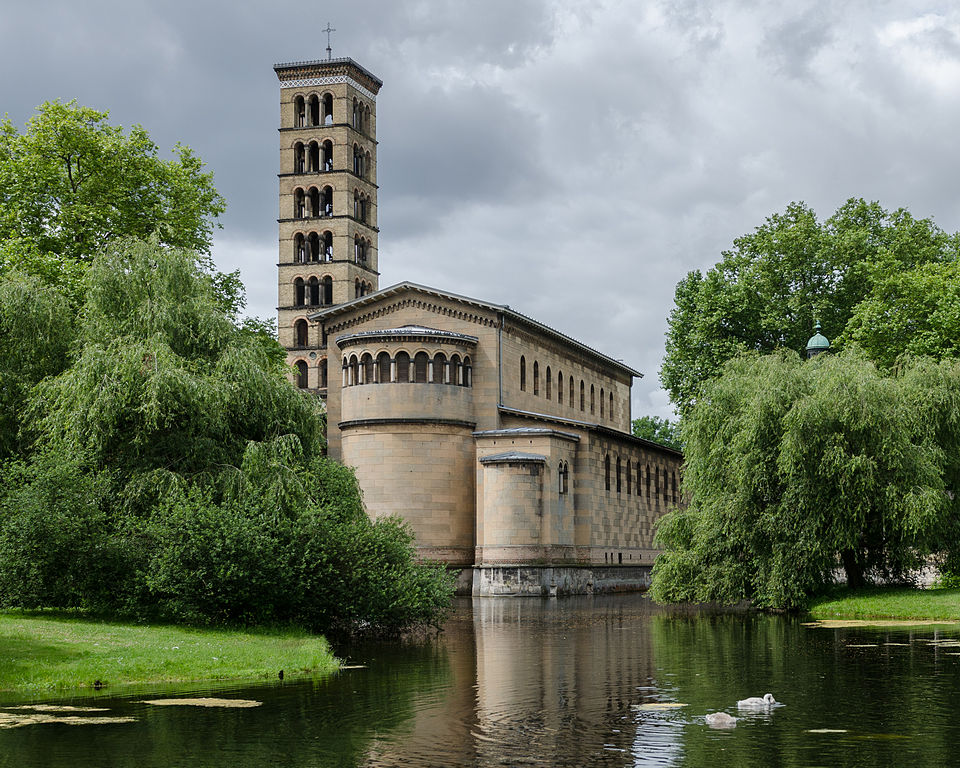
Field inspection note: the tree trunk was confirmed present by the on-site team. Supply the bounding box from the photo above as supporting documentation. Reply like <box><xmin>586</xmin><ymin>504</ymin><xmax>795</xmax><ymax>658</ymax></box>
<box><xmin>841</xmin><ymin>549</ymin><xmax>865</xmax><ymax>588</ymax></box>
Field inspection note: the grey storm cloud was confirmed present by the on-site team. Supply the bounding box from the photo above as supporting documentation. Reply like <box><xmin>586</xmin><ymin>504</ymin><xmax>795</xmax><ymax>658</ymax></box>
<box><xmin>4</xmin><ymin>0</ymin><xmax>960</xmax><ymax>420</ymax></box>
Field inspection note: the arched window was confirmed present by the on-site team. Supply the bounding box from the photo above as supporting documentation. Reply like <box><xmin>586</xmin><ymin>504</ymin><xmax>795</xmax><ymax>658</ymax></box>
<box><xmin>307</xmin><ymin>141</ymin><xmax>319</xmax><ymax>172</ymax></box>
<box><xmin>308</xmin><ymin>276</ymin><xmax>320</xmax><ymax>306</ymax></box>
<box><xmin>353</xmin><ymin>189</ymin><xmax>360</xmax><ymax>219</ymax></box>
<box><xmin>451</xmin><ymin>354</ymin><xmax>462</xmax><ymax>385</ymax></box>
<box><xmin>295</xmin><ymin>360</ymin><xmax>308</xmax><ymax>389</ymax></box>
<box><xmin>604</xmin><ymin>454</ymin><xmax>611</xmax><ymax>492</ymax></box>
<box><xmin>561</xmin><ymin>461</ymin><xmax>569</xmax><ymax>494</ymax></box>
<box><xmin>396</xmin><ymin>351</ymin><xmax>410</xmax><ymax>383</ymax></box>
<box><xmin>294</xmin><ymin>319</ymin><xmax>308</xmax><ymax>348</ymax></box>
<box><xmin>294</xmin><ymin>188</ymin><xmax>305</xmax><ymax>219</ymax></box>
<box><xmin>377</xmin><ymin>351</ymin><xmax>391</xmax><ymax>383</ymax></box>
<box><xmin>341</xmin><ymin>356</ymin><xmax>348</xmax><ymax>387</ymax></box>
<box><xmin>361</xmin><ymin>353</ymin><xmax>374</xmax><ymax>384</ymax></box>
<box><xmin>520</xmin><ymin>356</ymin><xmax>526</xmax><ymax>391</ymax></box>
<box><xmin>672</xmin><ymin>471</ymin><xmax>678</xmax><ymax>504</ymax></box>
<box><xmin>354</xmin><ymin>236</ymin><xmax>367</xmax><ymax>265</ymax></box>
<box><xmin>616</xmin><ymin>456</ymin><xmax>622</xmax><ymax>493</ymax></box>
<box><xmin>414</xmin><ymin>352</ymin><xmax>429</xmax><ymax>383</ymax></box>
<box><xmin>319</xmin><ymin>358</ymin><xmax>328</xmax><ymax>389</ymax></box>
<box><xmin>294</xmin><ymin>95</ymin><xmax>305</xmax><ymax>128</ymax></box>
<box><xmin>322</xmin><ymin>93</ymin><xmax>333</xmax><ymax>125</ymax></box>
<box><xmin>294</xmin><ymin>233</ymin><xmax>306</xmax><ymax>263</ymax></box>
<box><xmin>307</xmin><ymin>232</ymin><xmax>320</xmax><ymax>263</ymax></box>
<box><xmin>557</xmin><ymin>370</ymin><xmax>563</xmax><ymax>404</ymax></box>
<box><xmin>433</xmin><ymin>351</ymin><xmax>447</xmax><ymax>383</ymax></box>
<box><xmin>322</xmin><ymin>140</ymin><xmax>333</xmax><ymax>171</ymax></box>
<box><xmin>308</xmin><ymin>95</ymin><xmax>320</xmax><ymax>126</ymax></box>
<box><xmin>322</xmin><ymin>231</ymin><xmax>333</xmax><ymax>261</ymax></box>
<box><xmin>569</xmin><ymin>376</ymin><xmax>574</xmax><ymax>408</ymax></box>
<box><xmin>352</xmin><ymin>98</ymin><xmax>361</xmax><ymax>129</ymax></box>
<box><xmin>353</xmin><ymin>144</ymin><xmax>364</xmax><ymax>176</ymax></box>
<box><xmin>364</xmin><ymin>105</ymin><xmax>371</xmax><ymax>134</ymax></box>
<box><xmin>646</xmin><ymin>466</ymin><xmax>651</xmax><ymax>499</ymax></box>
<box><xmin>321</xmin><ymin>186</ymin><xmax>332</xmax><ymax>217</ymax></box>
<box><xmin>626</xmin><ymin>459</ymin><xmax>632</xmax><ymax>495</ymax></box>
<box><xmin>294</xmin><ymin>142</ymin><xmax>305</xmax><ymax>174</ymax></box>
<box><xmin>590</xmin><ymin>384</ymin><xmax>596</xmax><ymax>415</ymax></box>
<box><xmin>610</xmin><ymin>391</ymin><xmax>614</xmax><ymax>421</ymax></box>
<box><xmin>322</xmin><ymin>276</ymin><xmax>333</xmax><ymax>306</ymax></box>
<box><xmin>545</xmin><ymin>366</ymin><xmax>552</xmax><ymax>400</ymax></box>
<box><xmin>354</xmin><ymin>278</ymin><xmax>361</xmax><ymax>299</ymax></box>
<box><xmin>364</xmin><ymin>151</ymin><xmax>372</xmax><ymax>180</ymax></box>
<box><xmin>579</xmin><ymin>380</ymin><xmax>585</xmax><ymax>411</ymax></box>
<box><xmin>533</xmin><ymin>361</ymin><xmax>540</xmax><ymax>396</ymax></box>
<box><xmin>294</xmin><ymin>277</ymin><xmax>305</xmax><ymax>307</ymax></box>
<box><xmin>600</xmin><ymin>388</ymin><xmax>605</xmax><ymax>418</ymax></box>
<box><xmin>348</xmin><ymin>354</ymin><xmax>359</xmax><ymax>386</ymax></box>
<box><xmin>360</xmin><ymin>194</ymin><xmax>368</xmax><ymax>223</ymax></box>
<box><xmin>463</xmin><ymin>356</ymin><xmax>472</xmax><ymax>387</ymax></box>
<box><xmin>655</xmin><ymin>467</ymin><xmax>660</xmax><ymax>498</ymax></box>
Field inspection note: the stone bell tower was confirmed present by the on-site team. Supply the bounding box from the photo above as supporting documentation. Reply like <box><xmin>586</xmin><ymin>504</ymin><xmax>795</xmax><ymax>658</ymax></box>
<box><xmin>274</xmin><ymin>56</ymin><xmax>382</xmax><ymax>393</ymax></box>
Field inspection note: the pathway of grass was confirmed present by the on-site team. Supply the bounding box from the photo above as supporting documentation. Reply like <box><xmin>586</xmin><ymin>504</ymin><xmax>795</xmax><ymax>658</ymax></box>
<box><xmin>808</xmin><ymin>586</ymin><xmax>960</xmax><ymax>622</ymax></box>
<box><xmin>0</xmin><ymin>610</ymin><xmax>338</xmax><ymax>695</ymax></box>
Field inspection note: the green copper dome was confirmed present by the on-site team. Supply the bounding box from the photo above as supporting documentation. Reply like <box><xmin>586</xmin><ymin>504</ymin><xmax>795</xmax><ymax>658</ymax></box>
<box><xmin>806</xmin><ymin>322</ymin><xmax>830</xmax><ymax>357</ymax></box>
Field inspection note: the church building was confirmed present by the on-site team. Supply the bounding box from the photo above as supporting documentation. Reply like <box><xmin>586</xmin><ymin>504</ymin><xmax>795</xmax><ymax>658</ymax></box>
<box><xmin>274</xmin><ymin>56</ymin><xmax>683</xmax><ymax>595</ymax></box>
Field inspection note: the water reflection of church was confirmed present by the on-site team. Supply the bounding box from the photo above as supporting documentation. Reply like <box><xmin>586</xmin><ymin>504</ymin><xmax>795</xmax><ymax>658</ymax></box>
<box><xmin>274</xmin><ymin>56</ymin><xmax>683</xmax><ymax>595</ymax></box>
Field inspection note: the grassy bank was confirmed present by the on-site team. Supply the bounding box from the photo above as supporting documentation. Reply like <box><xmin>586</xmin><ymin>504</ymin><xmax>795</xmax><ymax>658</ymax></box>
<box><xmin>0</xmin><ymin>611</ymin><xmax>338</xmax><ymax>694</ymax></box>
<box><xmin>808</xmin><ymin>586</ymin><xmax>960</xmax><ymax>622</ymax></box>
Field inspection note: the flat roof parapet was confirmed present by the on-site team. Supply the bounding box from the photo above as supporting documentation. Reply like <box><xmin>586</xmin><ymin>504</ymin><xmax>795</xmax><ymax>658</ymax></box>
<box><xmin>274</xmin><ymin>57</ymin><xmax>383</xmax><ymax>94</ymax></box>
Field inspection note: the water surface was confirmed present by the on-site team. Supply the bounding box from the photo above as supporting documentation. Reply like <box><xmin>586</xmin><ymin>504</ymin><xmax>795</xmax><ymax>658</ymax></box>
<box><xmin>2</xmin><ymin>595</ymin><xmax>959</xmax><ymax>767</ymax></box>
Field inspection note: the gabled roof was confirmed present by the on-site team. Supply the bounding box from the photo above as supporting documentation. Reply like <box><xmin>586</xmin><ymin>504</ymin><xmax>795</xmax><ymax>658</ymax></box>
<box><xmin>308</xmin><ymin>281</ymin><xmax>643</xmax><ymax>379</ymax></box>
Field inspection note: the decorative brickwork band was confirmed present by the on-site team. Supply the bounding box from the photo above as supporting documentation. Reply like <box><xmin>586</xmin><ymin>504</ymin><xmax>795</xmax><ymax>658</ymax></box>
<box><xmin>279</xmin><ymin>75</ymin><xmax>378</xmax><ymax>101</ymax></box>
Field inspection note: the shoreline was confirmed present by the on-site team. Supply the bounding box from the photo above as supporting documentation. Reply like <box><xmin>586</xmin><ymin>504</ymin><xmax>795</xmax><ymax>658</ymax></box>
<box><xmin>0</xmin><ymin>610</ymin><xmax>338</xmax><ymax>696</ymax></box>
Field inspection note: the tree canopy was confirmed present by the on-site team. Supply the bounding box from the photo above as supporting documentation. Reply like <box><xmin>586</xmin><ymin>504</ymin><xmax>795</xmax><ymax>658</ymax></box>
<box><xmin>0</xmin><ymin>239</ymin><xmax>453</xmax><ymax>634</ymax></box>
<box><xmin>631</xmin><ymin>415</ymin><xmax>682</xmax><ymax>451</ymax></box>
<box><xmin>0</xmin><ymin>100</ymin><xmax>225</xmax><ymax>262</ymax></box>
<box><xmin>650</xmin><ymin>349</ymin><xmax>960</xmax><ymax>609</ymax></box>
<box><xmin>661</xmin><ymin>199</ymin><xmax>960</xmax><ymax>413</ymax></box>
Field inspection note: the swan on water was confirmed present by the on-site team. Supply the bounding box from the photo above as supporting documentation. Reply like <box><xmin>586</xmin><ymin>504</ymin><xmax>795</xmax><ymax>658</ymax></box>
<box><xmin>737</xmin><ymin>693</ymin><xmax>777</xmax><ymax>709</ymax></box>
<box><xmin>705</xmin><ymin>712</ymin><xmax>737</xmax><ymax>728</ymax></box>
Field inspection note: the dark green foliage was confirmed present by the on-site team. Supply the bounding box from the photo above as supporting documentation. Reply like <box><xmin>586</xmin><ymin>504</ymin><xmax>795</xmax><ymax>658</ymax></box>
<box><xmin>651</xmin><ymin>350</ymin><xmax>960</xmax><ymax>610</ymax></box>
<box><xmin>631</xmin><ymin>415</ymin><xmax>682</xmax><ymax>450</ymax></box>
<box><xmin>0</xmin><ymin>239</ymin><xmax>453</xmax><ymax>634</ymax></box>
<box><xmin>661</xmin><ymin>199</ymin><xmax>960</xmax><ymax>414</ymax></box>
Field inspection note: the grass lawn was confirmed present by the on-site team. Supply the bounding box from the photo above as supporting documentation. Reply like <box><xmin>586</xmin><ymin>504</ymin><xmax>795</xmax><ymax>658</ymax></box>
<box><xmin>0</xmin><ymin>610</ymin><xmax>338</xmax><ymax>694</ymax></box>
<box><xmin>807</xmin><ymin>586</ymin><xmax>960</xmax><ymax>622</ymax></box>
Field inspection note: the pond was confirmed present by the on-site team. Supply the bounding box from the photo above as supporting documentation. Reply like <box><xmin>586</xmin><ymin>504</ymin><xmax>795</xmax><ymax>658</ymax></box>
<box><xmin>2</xmin><ymin>594</ymin><xmax>960</xmax><ymax>767</ymax></box>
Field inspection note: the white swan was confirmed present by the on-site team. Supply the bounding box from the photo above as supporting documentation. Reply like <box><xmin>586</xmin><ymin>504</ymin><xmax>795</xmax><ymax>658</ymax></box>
<box><xmin>705</xmin><ymin>711</ymin><xmax>737</xmax><ymax>728</ymax></box>
<box><xmin>737</xmin><ymin>693</ymin><xmax>777</xmax><ymax>709</ymax></box>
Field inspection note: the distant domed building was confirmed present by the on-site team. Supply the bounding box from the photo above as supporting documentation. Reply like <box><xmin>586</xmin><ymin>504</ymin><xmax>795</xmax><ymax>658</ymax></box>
<box><xmin>273</xmin><ymin>56</ymin><xmax>683</xmax><ymax>596</ymax></box>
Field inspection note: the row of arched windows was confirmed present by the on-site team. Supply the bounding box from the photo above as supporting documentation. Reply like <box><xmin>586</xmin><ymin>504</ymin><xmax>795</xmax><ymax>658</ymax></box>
<box><xmin>294</xmin><ymin>231</ymin><xmax>333</xmax><ymax>263</ymax></box>
<box><xmin>293</xmin><ymin>186</ymin><xmax>333</xmax><ymax>219</ymax></box>
<box><xmin>294</xmin><ymin>358</ymin><xmax>328</xmax><ymax>389</ymax></box>
<box><xmin>354</xmin><ymin>235</ymin><xmax>370</xmax><ymax>265</ymax></box>
<box><xmin>519</xmin><ymin>355</ymin><xmax>616</xmax><ymax>421</ymax></box>
<box><xmin>293</xmin><ymin>94</ymin><xmax>373</xmax><ymax>135</ymax></box>
<box><xmin>603</xmin><ymin>454</ymin><xmax>679</xmax><ymax>504</ymax></box>
<box><xmin>294</xmin><ymin>276</ymin><xmax>333</xmax><ymax>307</ymax></box>
<box><xmin>292</xmin><ymin>234</ymin><xmax>372</xmax><ymax>265</ymax></box>
<box><xmin>353</xmin><ymin>189</ymin><xmax>370</xmax><ymax>223</ymax></box>
<box><xmin>355</xmin><ymin>279</ymin><xmax>373</xmax><ymax>298</ymax></box>
<box><xmin>293</xmin><ymin>140</ymin><xmax>333</xmax><ymax>173</ymax></box>
<box><xmin>294</xmin><ymin>94</ymin><xmax>334</xmax><ymax>128</ymax></box>
<box><xmin>342</xmin><ymin>351</ymin><xmax>473</xmax><ymax>387</ymax></box>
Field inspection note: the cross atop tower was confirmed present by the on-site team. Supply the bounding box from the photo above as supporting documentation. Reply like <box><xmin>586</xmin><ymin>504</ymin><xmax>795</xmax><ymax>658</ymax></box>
<box><xmin>323</xmin><ymin>23</ymin><xmax>336</xmax><ymax>60</ymax></box>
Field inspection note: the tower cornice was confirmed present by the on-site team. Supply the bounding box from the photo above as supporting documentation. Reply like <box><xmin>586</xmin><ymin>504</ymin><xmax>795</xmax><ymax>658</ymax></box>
<box><xmin>274</xmin><ymin>58</ymin><xmax>383</xmax><ymax>96</ymax></box>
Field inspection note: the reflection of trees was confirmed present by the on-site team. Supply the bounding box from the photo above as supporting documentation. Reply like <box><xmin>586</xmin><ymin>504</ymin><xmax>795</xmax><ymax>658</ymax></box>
<box><xmin>649</xmin><ymin>614</ymin><xmax>960</xmax><ymax>767</ymax></box>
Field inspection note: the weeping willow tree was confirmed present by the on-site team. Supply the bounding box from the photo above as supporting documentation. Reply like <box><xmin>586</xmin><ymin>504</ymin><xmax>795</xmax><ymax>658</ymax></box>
<box><xmin>650</xmin><ymin>349</ymin><xmax>960</xmax><ymax>610</ymax></box>
<box><xmin>0</xmin><ymin>239</ymin><xmax>453</xmax><ymax>633</ymax></box>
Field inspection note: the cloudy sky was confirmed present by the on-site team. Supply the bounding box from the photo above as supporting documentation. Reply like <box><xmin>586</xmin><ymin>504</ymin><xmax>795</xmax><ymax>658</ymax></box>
<box><xmin>4</xmin><ymin>1</ymin><xmax>960</xmax><ymax>418</ymax></box>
